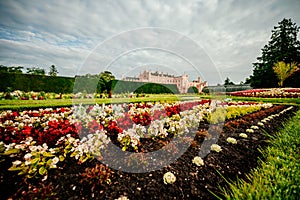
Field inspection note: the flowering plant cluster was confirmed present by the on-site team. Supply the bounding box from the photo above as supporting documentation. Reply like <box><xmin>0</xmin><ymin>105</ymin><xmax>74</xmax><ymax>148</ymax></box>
<box><xmin>243</xmin><ymin>106</ymin><xmax>294</xmax><ymax>135</ymax></box>
<box><xmin>229</xmin><ymin>88</ymin><xmax>300</xmax><ymax>98</ymax></box>
<box><xmin>0</xmin><ymin>100</ymin><xmax>281</xmax><ymax>179</ymax></box>
<box><xmin>0</xmin><ymin>90</ymin><xmax>151</xmax><ymax>100</ymax></box>
<box><xmin>1</xmin><ymin>90</ymin><xmax>47</xmax><ymax>100</ymax></box>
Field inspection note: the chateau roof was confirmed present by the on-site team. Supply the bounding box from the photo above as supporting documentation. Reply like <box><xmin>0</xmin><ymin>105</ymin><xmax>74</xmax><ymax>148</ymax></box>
<box><xmin>150</xmin><ymin>71</ymin><xmax>175</xmax><ymax>77</ymax></box>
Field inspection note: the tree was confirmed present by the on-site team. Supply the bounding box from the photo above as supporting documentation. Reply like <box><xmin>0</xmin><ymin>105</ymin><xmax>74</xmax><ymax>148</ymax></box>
<box><xmin>187</xmin><ymin>86</ymin><xmax>199</xmax><ymax>93</ymax></box>
<box><xmin>97</xmin><ymin>71</ymin><xmax>115</xmax><ymax>97</ymax></box>
<box><xmin>273</xmin><ymin>61</ymin><xmax>299</xmax><ymax>87</ymax></box>
<box><xmin>49</xmin><ymin>65</ymin><xmax>58</xmax><ymax>76</ymax></box>
<box><xmin>250</xmin><ymin>18</ymin><xmax>300</xmax><ymax>88</ymax></box>
<box><xmin>224</xmin><ymin>77</ymin><xmax>234</xmax><ymax>85</ymax></box>
<box><xmin>0</xmin><ymin>65</ymin><xmax>23</xmax><ymax>74</ymax></box>
<box><xmin>26</xmin><ymin>67</ymin><xmax>46</xmax><ymax>75</ymax></box>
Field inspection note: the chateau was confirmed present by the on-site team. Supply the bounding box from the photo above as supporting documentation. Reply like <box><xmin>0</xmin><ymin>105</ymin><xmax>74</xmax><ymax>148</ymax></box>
<box><xmin>123</xmin><ymin>70</ymin><xmax>207</xmax><ymax>93</ymax></box>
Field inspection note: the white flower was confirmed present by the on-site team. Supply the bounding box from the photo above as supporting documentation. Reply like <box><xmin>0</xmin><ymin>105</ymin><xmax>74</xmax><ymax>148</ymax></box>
<box><xmin>29</xmin><ymin>145</ymin><xmax>38</xmax><ymax>151</ymax></box>
<box><xmin>239</xmin><ymin>133</ymin><xmax>248</xmax><ymax>138</ymax></box>
<box><xmin>24</xmin><ymin>153</ymin><xmax>32</xmax><ymax>160</ymax></box>
<box><xmin>211</xmin><ymin>144</ymin><xmax>222</xmax><ymax>153</ymax></box>
<box><xmin>163</xmin><ymin>172</ymin><xmax>176</xmax><ymax>184</ymax></box>
<box><xmin>246</xmin><ymin>128</ymin><xmax>254</xmax><ymax>133</ymax></box>
<box><xmin>25</xmin><ymin>160</ymin><xmax>31</xmax><ymax>165</ymax></box>
<box><xmin>52</xmin><ymin>157</ymin><xmax>59</xmax><ymax>164</ymax></box>
<box><xmin>192</xmin><ymin>156</ymin><xmax>204</xmax><ymax>166</ymax></box>
<box><xmin>251</xmin><ymin>125</ymin><xmax>259</xmax><ymax>130</ymax></box>
<box><xmin>257</xmin><ymin>122</ymin><xmax>264</xmax><ymax>126</ymax></box>
<box><xmin>12</xmin><ymin>160</ymin><xmax>22</xmax><ymax>166</ymax></box>
<box><xmin>226</xmin><ymin>137</ymin><xmax>237</xmax><ymax>144</ymax></box>
<box><xmin>42</xmin><ymin>175</ymin><xmax>48</xmax><ymax>181</ymax></box>
<box><xmin>15</xmin><ymin>144</ymin><xmax>25</xmax><ymax>149</ymax></box>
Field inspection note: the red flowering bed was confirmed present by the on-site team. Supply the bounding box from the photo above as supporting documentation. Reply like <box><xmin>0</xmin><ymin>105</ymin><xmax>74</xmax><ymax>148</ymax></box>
<box><xmin>229</xmin><ymin>88</ymin><xmax>300</xmax><ymax>98</ymax></box>
<box><xmin>0</xmin><ymin>100</ymin><xmax>298</xmax><ymax>199</ymax></box>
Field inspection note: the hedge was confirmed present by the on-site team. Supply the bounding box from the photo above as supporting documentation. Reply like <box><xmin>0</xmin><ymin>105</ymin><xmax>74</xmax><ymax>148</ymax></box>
<box><xmin>110</xmin><ymin>80</ymin><xmax>179</xmax><ymax>94</ymax></box>
<box><xmin>0</xmin><ymin>73</ymin><xmax>74</xmax><ymax>93</ymax></box>
<box><xmin>0</xmin><ymin>73</ymin><xmax>180</xmax><ymax>94</ymax></box>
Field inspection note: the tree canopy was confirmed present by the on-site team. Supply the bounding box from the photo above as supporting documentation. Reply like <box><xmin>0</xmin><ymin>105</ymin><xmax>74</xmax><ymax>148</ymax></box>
<box><xmin>273</xmin><ymin>61</ymin><xmax>299</xmax><ymax>87</ymax></box>
<box><xmin>49</xmin><ymin>65</ymin><xmax>58</xmax><ymax>76</ymax></box>
<box><xmin>26</xmin><ymin>67</ymin><xmax>46</xmax><ymax>75</ymax></box>
<box><xmin>250</xmin><ymin>18</ymin><xmax>300</xmax><ymax>88</ymax></box>
<box><xmin>97</xmin><ymin>71</ymin><xmax>115</xmax><ymax>95</ymax></box>
<box><xmin>0</xmin><ymin>65</ymin><xmax>24</xmax><ymax>74</ymax></box>
<box><xmin>224</xmin><ymin>77</ymin><xmax>235</xmax><ymax>86</ymax></box>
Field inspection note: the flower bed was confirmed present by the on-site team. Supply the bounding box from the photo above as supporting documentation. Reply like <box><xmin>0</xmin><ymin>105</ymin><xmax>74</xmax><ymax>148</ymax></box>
<box><xmin>0</xmin><ymin>100</ymin><xmax>298</xmax><ymax>199</ymax></box>
<box><xmin>229</xmin><ymin>88</ymin><xmax>300</xmax><ymax>98</ymax></box>
<box><xmin>0</xmin><ymin>90</ymin><xmax>150</xmax><ymax>100</ymax></box>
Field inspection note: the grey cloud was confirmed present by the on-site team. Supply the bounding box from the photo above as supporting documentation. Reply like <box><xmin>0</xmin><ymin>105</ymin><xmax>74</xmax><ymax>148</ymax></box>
<box><xmin>0</xmin><ymin>0</ymin><xmax>299</xmax><ymax>85</ymax></box>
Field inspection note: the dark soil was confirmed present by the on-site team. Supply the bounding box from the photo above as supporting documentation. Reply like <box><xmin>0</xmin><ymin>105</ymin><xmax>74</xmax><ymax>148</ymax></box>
<box><xmin>0</xmin><ymin>105</ymin><xmax>298</xmax><ymax>200</ymax></box>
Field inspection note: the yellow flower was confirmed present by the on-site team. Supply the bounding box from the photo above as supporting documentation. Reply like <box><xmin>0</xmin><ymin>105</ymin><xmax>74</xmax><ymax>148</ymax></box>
<box><xmin>239</xmin><ymin>133</ymin><xmax>248</xmax><ymax>138</ymax></box>
<box><xmin>163</xmin><ymin>172</ymin><xmax>176</xmax><ymax>184</ymax></box>
<box><xmin>226</xmin><ymin>137</ymin><xmax>237</xmax><ymax>144</ymax></box>
<box><xmin>211</xmin><ymin>144</ymin><xmax>222</xmax><ymax>152</ymax></box>
<box><xmin>192</xmin><ymin>156</ymin><xmax>204</xmax><ymax>166</ymax></box>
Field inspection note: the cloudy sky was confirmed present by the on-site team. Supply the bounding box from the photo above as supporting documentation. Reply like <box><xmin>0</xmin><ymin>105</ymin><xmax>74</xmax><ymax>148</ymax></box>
<box><xmin>0</xmin><ymin>0</ymin><xmax>299</xmax><ymax>85</ymax></box>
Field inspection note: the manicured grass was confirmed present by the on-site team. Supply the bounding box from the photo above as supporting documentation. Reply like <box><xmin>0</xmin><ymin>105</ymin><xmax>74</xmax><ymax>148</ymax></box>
<box><xmin>1</xmin><ymin>93</ymin><xmax>299</xmax><ymax>110</ymax></box>
<box><xmin>0</xmin><ymin>94</ymin><xmax>300</xmax><ymax>110</ymax></box>
<box><xmin>222</xmin><ymin>109</ymin><xmax>300</xmax><ymax>199</ymax></box>
<box><xmin>0</xmin><ymin>94</ymin><xmax>203</xmax><ymax>111</ymax></box>
<box><xmin>229</xmin><ymin>96</ymin><xmax>300</xmax><ymax>105</ymax></box>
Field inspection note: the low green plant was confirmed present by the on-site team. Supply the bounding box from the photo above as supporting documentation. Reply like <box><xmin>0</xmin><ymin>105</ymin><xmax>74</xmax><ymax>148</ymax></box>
<box><xmin>5</xmin><ymin>141</ymin><xmax>60</xmax><ymax>179</ymax></box>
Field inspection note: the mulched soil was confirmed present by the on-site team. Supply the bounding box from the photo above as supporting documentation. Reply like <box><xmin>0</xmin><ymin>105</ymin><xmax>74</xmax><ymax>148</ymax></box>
<box><xmin>0</xmin><ymin>105</ymin><xmax>298</xmax><ymax>200</ymax></box>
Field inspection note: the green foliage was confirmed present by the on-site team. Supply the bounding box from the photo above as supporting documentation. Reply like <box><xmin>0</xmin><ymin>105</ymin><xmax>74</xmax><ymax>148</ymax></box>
<box><xmin>111</xmin><ymin>80</ymin><xmax>179</xmax><ymax>94</ymax></box>
<box><xmin>187</xmin><ymin>86</ymin><xmax>199</xmax><ymax>93</ymax></box>
<box><xmin>0</xmin><ymin>70</ymin><xmax>179</xmax><ymax>95</ymax></box>
<box><xmin>273</xmin><ymin>61</ymin><xmax>299</xmax><ymax>87</ymax></box>
<box><xmin>26</xmin><ymin>67</ymin><xmax>46</xmax><ymax>75</ymax></box>
<box><xmin>250</xmin><ymin>18</ymin><xmax>300</xmax><ymax>88</ymax></box>
<box><xmin>5</xmin><ymin>142</ymin><xmax>60</xmax><ymax>179</ymax></box>
<box><xmin>73</xmin><ymin>75</ymin><xmax>99</xmax><ymax>93</ymax></box>
<box><xmin>0</xmin><ymin>65</ymin><xmax>24</xmax><ymax>73</ymax></box>
<box><xmin>0</xmin><ymin>73</ymin><xmax>74</xmax><ymax>93</ymax></box>
<box><xmin>224</xmin><ymin>77</ymin><xmax>235</xmax><ymax>86</ymax></box>
<box><xmin>49</xmin><ymin>65</ymin><xmax>58</xmax><ymax>76</ymax></box>
<box><xmin>205</xmin><ymin>105</ymin><xmax>262</xmax><ymax>124</ymax></box>
<box><xmin>97</xmin><ymin>71</ymin><xmax>115</xmax><ymax>96</ymax></box>
<box><xmin>223</xmin><ymin>110</ymin><xmax>300</xmax><ymax>199</ymax></box>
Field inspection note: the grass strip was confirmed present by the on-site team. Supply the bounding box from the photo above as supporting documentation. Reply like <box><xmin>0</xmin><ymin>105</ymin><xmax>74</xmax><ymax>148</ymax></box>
<box><xmin>222</xmin><ymin>109</ymin><xmax>300</xmax><ymax>199</ymax></box>
<box><xmin>1</xmin><ymin>93</ymin><xmax>299</xmax><ymax>111</ymax></box>
<box><xmin>229</xmin><ymin>96</ymin><xmax>300</xmax><ymax>105</ymax></box>
<box><xmin>0</xmin><ymin>95</ymin><xmax>204</xmax><ymax>111</ymax></box>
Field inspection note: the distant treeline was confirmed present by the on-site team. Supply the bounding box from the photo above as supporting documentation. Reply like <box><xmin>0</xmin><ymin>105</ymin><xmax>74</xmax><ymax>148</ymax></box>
<box><xmin>0</xmin><ymin>73</ymin><xmax>74</xmax><ymax>93</ymax></box>
<box><xmin>0</xmin><ymin>73</ymin><xmax>179</xmax><ymax>94</ymax></box>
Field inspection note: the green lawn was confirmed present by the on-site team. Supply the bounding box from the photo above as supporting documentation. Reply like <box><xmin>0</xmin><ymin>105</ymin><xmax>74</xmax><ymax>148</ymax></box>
<box><xmin>229</xmin><ymin>96</ymin><xmax>300</xmax><ymax>105</ymax></box>
<box><xmin>222</xmin><ymin>109</ymin><xmax>300</xmax><ymax>199</ymax></box>
<box><xmin>1</xmin><ymin>94</ymin><xmax>299</xmax><ymax>111</ymax></box>
<box><xmin>0</xmin><ymin>94</ymin><xmax>202</xmax><ymax>110</ymax></box>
